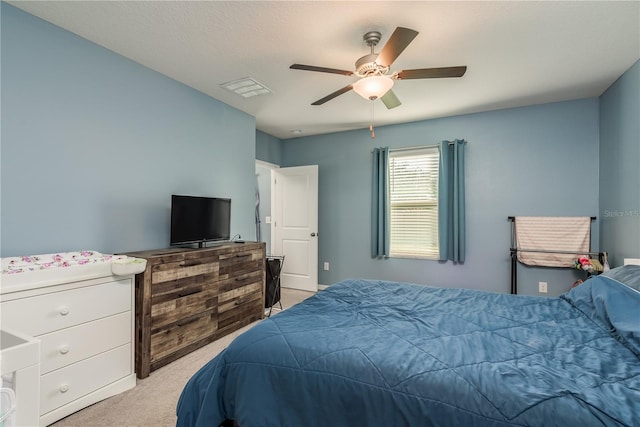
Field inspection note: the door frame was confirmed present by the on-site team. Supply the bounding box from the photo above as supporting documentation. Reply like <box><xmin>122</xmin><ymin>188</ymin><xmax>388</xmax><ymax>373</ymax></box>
<box><xmin>255</xmin><ymin>160</ymin><xmax>279</xmax><ymax>251</ymax></box>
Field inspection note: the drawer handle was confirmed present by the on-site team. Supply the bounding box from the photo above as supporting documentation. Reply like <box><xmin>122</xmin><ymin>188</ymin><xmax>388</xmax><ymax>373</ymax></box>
<box><xmin>59</xmin><ymin>384</ymin><xmax>69</xmax><ymax>393</ymax></box>
<box><xmin>176</xmin><ymin>317</ymin><xmax>199</xmax><ymax>328</ymax></box>
<box><xmin>177</xmin><ymin>289</ymin><xmax>199</xmax><ymax>298</ymax></box>
<box><xmin>59</xmin><ymin>306</ymin><xmax>70</xmax><ymax>316</ymax></box>
<box><xmin>59</xmin><ymin>345</ymin><xmax>70</xmax><ymax>355</ymax></box>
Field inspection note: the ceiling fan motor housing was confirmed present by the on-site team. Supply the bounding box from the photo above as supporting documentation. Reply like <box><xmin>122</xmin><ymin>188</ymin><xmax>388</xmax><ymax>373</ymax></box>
<box><xmin>355</xmin><ymin>54</ymin><xmax>389</xmax><ymax>77</ymax></box>
<box><xmin>356</xmin><ymin>31</ymin><xmax>389</xmax><ymax>77</ymax></box>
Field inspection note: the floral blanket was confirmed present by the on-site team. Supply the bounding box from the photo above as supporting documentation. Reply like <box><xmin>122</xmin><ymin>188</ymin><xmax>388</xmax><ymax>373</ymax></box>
<box><xmin>1</xmin><ymin>251</ymin><xmax>120</xmax><ymax>274</ymax></box>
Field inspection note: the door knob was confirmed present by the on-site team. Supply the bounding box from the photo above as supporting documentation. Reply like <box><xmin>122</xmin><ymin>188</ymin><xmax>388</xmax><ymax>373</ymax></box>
<box><xmin>311</xmin><ymin>232</ymin><xmax>317</xmax><ymax>237</ymax></box>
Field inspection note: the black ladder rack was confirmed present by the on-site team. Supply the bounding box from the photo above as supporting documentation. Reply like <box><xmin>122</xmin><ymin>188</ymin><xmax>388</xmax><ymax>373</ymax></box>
<box><xmin>508</xmin><ymin>216</ymin><xmax>599</xmax><ymax>294</ymax></box>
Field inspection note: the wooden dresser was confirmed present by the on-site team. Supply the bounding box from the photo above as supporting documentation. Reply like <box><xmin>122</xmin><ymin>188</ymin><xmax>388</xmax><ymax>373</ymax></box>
<box><xmin>123</xmin><ymin>242</ymin><xmax>265</xmax><ymax>378</ymax></box>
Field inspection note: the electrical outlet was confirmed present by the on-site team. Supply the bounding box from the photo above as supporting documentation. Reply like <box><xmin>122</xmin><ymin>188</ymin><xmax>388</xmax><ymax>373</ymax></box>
<box><xmin>265</xmin><ymin>216</ymin><xmax>271</xmax><ymax>224</ymax></box>
<box><xmin>323</xmin><ymin>262</ymin><xmax>330</xmax><ymax>271</ymax></box>
<box><xmin>539</xmin><ymin>281</ymin><xmax>548</xmax><ymax>293</ymax></box>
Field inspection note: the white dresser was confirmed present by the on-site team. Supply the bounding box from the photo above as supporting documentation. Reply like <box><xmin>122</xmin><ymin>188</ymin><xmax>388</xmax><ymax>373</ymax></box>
<box><xmin>1</xmin><ymin>253</ymin><xmax>139</xmax><ymax>426</ymax></box>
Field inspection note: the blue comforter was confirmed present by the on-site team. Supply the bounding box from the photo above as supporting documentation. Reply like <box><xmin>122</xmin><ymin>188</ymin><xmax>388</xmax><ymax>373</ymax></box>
<box><xmin>176</xmin><ymin>276</ymin><xmax>640</xmax><ymax>426</ymax></box>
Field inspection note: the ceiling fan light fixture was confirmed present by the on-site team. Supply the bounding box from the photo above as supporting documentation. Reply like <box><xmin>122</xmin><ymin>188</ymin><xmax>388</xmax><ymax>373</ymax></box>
<box><xmin>352</xmin><ymin>75</ymin><xmax>394</xmax><ymax>101</ymax></box>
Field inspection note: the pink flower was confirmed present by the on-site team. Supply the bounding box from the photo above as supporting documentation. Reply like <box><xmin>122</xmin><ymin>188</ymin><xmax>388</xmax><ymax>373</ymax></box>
<box><xmin>53</xmin><ymin>254</ymin><xmax>62</xmax><ymax>262</ymax></box>
<box><xmin>78</xmin><ymin>259</ymin><xmax>89</xmax><ymax>265</ymax></box>
<box><xmin>22</xmin><ymin>256</ymin><xmax>33</xmax><ymax>262</ymax></box>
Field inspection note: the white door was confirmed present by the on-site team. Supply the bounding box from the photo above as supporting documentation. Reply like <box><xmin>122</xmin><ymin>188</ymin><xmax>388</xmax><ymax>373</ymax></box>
<box><xmin>272</xmin><ymin>165</ymin><xmax>318</xmax><ymax>292</ymax></box>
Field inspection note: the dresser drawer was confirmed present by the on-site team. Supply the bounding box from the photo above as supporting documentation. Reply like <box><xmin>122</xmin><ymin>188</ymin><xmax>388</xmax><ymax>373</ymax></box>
<box><xmin>39</xmin><ymin>311</ymin><xmax>132</xmax><ymax>374</ymax></box>
<box><xmin>150</xmin><ymin>310</ymin><xmax>217</xmax><ymax>363</ymax></box>
<box><xmin>1</xmin><ymin>279</ymin><xmax>132</xmax><ymax>336</ymax></box>
<box><xmin>218</xmin><ymin>278</ymin><xmax>262</xmax><ymax>311</ymax></box>
<box><xmin>151</xmin><ymin>284</ymin><xmax>217</xmax><ymax>330</ymax></box>
<box><xmin>217</xmin><ymin>291</ymin><xmax>263</xmax><ymax>332</ymax></box>
<box><xmin>219</xmin><ymin>249</ymin><xmax>263</xmax><ymax>280</ymax></box>
<box><xmin>40</xmin><ymin>343</ymin><xmax>132</xmax><ymax>415</ymax></box>
<box><xmin>151</xmin><ymin>256</ymin><xmax>218</xmax><ymax>285</ymax></box>
<box><xmin>218</xmin><ymin>269</ymin><xmax>263</xmax><ymax>294</ymax></box>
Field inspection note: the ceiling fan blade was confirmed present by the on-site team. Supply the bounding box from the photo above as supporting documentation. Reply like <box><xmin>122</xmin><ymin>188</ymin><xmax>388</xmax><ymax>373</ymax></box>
<box><xmin>380</xmin><ymin>90</ymin><xmax>401</xmax><ymax>109</ymax></box>
<box><xmin>290</xmin><ymin>64</ymin><xmax>354</xmax><ymax>76</ymax></box>
<box><xmin>396</xmin><ymin>66</ymin><xmax>467</xmax><ymax>80</ymax></box>
<box><xmin>311</xmin><ymin>84</ymin><xmax>354</xmax><ymax>105</ymax></box>
<box><xmin>376</xmin><ymin>27</ymin><xmax>419</xmax><ymax>68</ymax></box>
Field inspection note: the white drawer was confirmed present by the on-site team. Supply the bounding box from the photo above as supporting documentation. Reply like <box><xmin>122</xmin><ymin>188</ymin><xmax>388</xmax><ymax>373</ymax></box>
<box><xmin>1</xmin><ymin>279</ymin><xmax>131</xmax><ymax>336</ymax></box>
<box><xmin>40</xmin><ymin>343</ymin><xmax>131</xmax><ymax>415</ymax></box>
<box><xmin>39</xmin><ymin>311</ymin><xmax>132</xmax><ymax>374</ymax></box>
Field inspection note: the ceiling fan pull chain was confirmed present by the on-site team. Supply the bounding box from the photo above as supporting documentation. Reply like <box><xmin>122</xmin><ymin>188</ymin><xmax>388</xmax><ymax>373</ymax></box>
<box><xmin>370</xmin><ymin>102</ymin><xmax>375</xmax><ymax>139</ymax></box>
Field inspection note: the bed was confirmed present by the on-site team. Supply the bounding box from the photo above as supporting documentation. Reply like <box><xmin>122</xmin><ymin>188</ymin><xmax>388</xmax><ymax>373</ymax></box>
<box><xmin>176</xmin><ymin>266</ymin><xmax>640</xmax><ymax>426</ymax></box>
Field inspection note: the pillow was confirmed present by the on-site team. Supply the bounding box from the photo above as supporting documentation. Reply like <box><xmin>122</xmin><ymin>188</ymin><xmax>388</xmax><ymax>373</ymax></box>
<box><xmin>601</xmin><ymin>264</ymin><xmax>640</xmax><ymax>291</ymax></box>
<box><xmin>562</xmin><ymin>273</ymin><xmax>640</xmax><ymax>357</ymax></box>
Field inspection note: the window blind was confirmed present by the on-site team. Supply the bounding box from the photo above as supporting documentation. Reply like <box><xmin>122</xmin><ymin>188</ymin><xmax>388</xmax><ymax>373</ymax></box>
<box><xmin>389</xmin><ymin>147</ymin><xmax>440</xmax><ymax>259</ymax></box>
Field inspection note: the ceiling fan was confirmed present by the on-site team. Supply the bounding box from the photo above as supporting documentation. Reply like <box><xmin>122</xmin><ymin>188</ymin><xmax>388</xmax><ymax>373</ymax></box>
<box><xmin>290</xmin><ymin>27</ymin><xmax>467</xmax><ymax>109</ymax></box>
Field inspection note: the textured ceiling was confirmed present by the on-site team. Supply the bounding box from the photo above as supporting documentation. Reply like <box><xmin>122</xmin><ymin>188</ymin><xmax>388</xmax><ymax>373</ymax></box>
<box><xmin>8</xmin><ymin>1</ymin><xmax>640</xmax><ymax>140</ymax></box>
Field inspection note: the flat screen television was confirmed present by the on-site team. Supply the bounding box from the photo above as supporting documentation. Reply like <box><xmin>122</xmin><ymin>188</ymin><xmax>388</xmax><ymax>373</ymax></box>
<box><xmin>170</xmin><ymin>194</ymin><xmax>231</xmax><ymax>247</ymax></box>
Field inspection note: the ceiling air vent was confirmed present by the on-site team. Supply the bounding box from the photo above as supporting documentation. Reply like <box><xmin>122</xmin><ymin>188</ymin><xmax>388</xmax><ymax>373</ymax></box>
<box><xmin>220</xmin><ymin>77</ymin><xmax>271</xmax><ymax>98</ymax></box>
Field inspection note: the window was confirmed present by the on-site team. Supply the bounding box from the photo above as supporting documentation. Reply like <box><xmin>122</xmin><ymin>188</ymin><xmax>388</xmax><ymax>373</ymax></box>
<box><xmin>388</xmin><ymin>147</ymin><xmax>440</xmax><ymax>259</ymax></box>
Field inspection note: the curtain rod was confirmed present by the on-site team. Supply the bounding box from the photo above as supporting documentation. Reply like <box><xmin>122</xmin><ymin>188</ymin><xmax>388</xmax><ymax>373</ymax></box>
<box><xmin>508</xmin><ymin>216</ymin><xmax>597</xmax><ymax>221</ymax></box>
<box><xmin>510</xmin><ymin>248</ymin><xmax>601</xmax><ymax>255</ymax></box>
<box><xmin>372</xmin><ymin>141</ymin><xmax>467</xmax><ymax>153</ymax></box>
<box><xmin>390</xmin><ymin>144</ymin><xmax>439</xmax><ymax>152</ymax></box>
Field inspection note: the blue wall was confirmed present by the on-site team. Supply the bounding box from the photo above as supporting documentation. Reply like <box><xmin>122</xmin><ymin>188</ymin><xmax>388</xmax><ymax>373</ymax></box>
<box><xmin>256</xmin><ymin>130</ymin><xmax>283</xmax><ymax>165</ymax></box>
<box><xmin>283</xmin><ymin>99</ymin><xmax>600</xmax><ymax>295</ymax></box>
<box><xmin>599</xmin><ymin>59</ymin><xmax>640</xmax><ymax>267</ymax></box>
<box><xmin>1</xmin><ymin>4</ymin><xmax>257</xmax><ymax>256</ymax></box>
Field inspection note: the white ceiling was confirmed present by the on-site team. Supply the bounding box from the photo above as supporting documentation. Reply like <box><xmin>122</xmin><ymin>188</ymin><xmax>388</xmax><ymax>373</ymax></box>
<box><xmin>8</xmin><ymin>1</ymin><xmax>640</xmax><ymax>140</ymax></box>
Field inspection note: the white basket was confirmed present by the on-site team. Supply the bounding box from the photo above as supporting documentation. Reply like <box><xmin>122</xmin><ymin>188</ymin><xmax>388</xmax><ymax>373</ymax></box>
<box><xmin>0</xmin><ymin>388</ymin><xmax>16</xmax><ymax>427</ymax></box>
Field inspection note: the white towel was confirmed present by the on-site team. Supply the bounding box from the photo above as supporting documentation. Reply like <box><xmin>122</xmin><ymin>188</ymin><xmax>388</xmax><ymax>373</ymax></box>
<box><xmin>515</xmin><ymin>216</ymin><xmax>591</xmax><ymax>267</ymax></box>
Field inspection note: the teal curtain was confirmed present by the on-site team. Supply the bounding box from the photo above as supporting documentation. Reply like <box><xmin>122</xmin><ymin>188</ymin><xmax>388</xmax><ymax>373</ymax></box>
<box><xmin>372</xmin><ymin>147</ymin><xmax>390</xmax><ymax>257</ymax></box>
<box><xmin>438</xmin><ymin>140</ymin><xmax>466</xmax><ymax>262</ymax></box>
